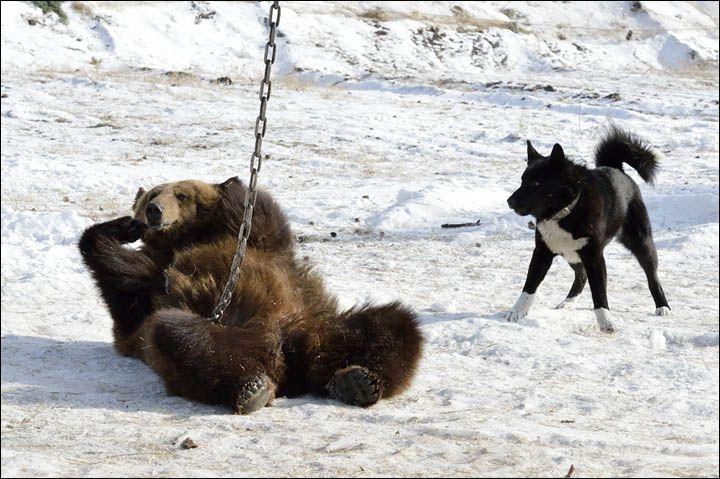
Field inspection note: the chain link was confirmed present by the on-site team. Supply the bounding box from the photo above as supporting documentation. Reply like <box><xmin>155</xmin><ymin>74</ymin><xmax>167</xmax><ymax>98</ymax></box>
<box><xmin>210</xmin><ymin>0</ymin><xmax>281</xmax><ymax>325</ymax></box>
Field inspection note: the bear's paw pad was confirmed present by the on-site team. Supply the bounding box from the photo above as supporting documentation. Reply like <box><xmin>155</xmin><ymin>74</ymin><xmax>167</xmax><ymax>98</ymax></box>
<box><xmin>326</xmin><ymin>366</ymin><xmax>383</xmax><ymax>407</ymax></box>
<box><xmin>234</xmin><ymin>375</ymin><xmax>272</xmax><ymax>415</ymax></box>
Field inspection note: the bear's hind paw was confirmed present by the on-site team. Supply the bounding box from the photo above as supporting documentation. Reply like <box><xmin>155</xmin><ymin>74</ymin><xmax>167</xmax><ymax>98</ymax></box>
<box><xmin>234</xmin><ymin>375</ymin><xmax>274</xmax><ymax>415</ymax></box>
<box><xmin>326</xmin><ymin>366</ymin><xmax>383</xmax><ymax>407</ymax></box>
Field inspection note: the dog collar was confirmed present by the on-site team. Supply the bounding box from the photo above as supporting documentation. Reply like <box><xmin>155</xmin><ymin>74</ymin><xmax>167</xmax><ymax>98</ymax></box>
<box><xmin>551</xmin><ymin>194</ymin><xmax>580</xmax><ymax>221</ymax></box>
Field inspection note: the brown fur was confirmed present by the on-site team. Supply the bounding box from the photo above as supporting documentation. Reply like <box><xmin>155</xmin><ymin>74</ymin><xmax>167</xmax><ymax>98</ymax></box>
<box><xmin>79</xmin><ymin>177</ymin><xmax>423</xmax><ymax>412</ymax></box>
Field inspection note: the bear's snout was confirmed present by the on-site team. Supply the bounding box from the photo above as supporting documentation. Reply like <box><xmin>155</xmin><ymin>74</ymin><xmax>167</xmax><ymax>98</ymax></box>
<box><xmin>146</xmin><ymin>202</ymin><xmax>163</xmax><ymax>227</ymax></box>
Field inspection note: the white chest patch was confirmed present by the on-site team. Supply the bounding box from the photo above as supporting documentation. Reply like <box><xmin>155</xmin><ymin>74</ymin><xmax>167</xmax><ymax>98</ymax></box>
<box><xmin>537</xmin><ymin>219</ymin><xmax>588</xmax><ymax>264</ymax></box>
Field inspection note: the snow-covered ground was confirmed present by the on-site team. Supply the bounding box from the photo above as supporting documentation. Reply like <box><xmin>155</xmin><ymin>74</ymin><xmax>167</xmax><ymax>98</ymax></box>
<box><xmin>2</xmin><ymin>1</ymin><xmax>719</xmax><ymax>477</ymax></box>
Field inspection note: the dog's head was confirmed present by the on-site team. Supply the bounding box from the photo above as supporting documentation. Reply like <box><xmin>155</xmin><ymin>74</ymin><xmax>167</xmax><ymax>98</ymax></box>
<box><xmin>506</xmin><ymin>141</ymin><xmax>578</xmax><ymax>220</ymax></box>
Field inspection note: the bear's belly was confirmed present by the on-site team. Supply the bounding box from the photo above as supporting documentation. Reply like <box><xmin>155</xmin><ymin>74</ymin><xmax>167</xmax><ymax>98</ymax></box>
<box><xmin>537</xmin><ymin>219</ymin><xmax>588</xmax><ymax>264</ymax></box>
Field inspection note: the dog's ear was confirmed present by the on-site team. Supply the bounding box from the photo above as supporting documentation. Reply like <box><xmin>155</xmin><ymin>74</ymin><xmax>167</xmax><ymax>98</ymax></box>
<box><xmin>550</xmin><ymin>143</ymin><xmax>565</xmax><ymax>163</ymax></box>
<box><xmin>527</xmin><ymin>140</ymin><xmax>542</xmax><ymax>163</ymax></box>
<box><xmin>133</xmin><ymin>187</ymin><xmax>146</xmax><ymax>209</ymax></box>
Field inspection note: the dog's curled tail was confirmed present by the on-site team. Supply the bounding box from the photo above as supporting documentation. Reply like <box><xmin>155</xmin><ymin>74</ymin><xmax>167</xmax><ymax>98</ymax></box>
<box><xmin>595</xmin><ymin>126</ymin><xmax>659</xmax><ymax>184</ymax></box>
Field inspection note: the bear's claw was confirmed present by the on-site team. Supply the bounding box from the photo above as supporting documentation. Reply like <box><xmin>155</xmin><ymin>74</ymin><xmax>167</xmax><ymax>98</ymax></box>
<box><xmin>234</xmin><ymin>375</ymin><xmax>272</xmax><ymax>415</ymax></box>
<box><xmin>326</xmin><ymin>365</ymin><xmax>383</xmax><ymax>407</ymax></box>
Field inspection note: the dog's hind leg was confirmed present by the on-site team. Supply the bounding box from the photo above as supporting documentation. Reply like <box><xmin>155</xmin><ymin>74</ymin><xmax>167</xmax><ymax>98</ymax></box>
<box><xmin>556</xmin><ymin>262</ymin><xmax>587</xmax><ymax>309</ymax></box>
<box><xmin>619</xmin><ymin>198</ymin><xmax>670</xmax><ymax>315</ymax></box>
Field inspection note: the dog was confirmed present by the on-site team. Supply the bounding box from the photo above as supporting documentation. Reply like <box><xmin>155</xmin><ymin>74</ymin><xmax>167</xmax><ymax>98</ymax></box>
<box><xmin>504</xmin><ymin>127</ymin><xmax>670</xmax><ymax>332</ymax></box>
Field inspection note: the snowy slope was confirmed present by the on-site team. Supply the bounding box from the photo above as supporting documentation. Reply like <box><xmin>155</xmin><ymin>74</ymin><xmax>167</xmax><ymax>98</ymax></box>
<box><xmin>2</xmin><ymin>1</ymin><xmax>719</xmax><ymax>477</ymax></box>
<box><xmin>1</xmin><ymin>1</ymin><xmax>718</xmax><ymax>80</ymax></box>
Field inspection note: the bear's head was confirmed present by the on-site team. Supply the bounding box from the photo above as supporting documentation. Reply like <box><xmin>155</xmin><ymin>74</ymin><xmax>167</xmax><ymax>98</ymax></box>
<box><xmin>133</xmin><ymin>177</ymin><xmax>241</xmax><ymax>238</ymax></box>
<box><xmin>132</xmin><ymin>176</ymin><xmax>293</xmax><ymax>253</ymax></box>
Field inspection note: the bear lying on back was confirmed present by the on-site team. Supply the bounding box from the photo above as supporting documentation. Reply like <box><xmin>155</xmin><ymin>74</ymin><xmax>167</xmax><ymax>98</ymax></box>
<box><xmin>79</xmin><ymin>177</ymin><xmax>423</xmax><ymax>413</ymax></box>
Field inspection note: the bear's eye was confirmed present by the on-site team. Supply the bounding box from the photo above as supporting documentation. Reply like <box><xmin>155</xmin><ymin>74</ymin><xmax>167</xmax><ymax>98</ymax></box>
<box><xmin>176</xmin><ymin>193</ymin><xmax>189</xmax><ymax>201</ymax></box>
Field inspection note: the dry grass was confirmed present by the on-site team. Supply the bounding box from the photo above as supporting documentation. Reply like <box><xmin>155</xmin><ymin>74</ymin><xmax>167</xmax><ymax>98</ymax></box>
<box><xmin>357</xmin><ymin>6</ymin><xmax>519</xmax><ymax>32</ymax></box>
<box><xmin>70</xmin><ymin>1</ymin><xmax>93</xmax><ymax>17</ymax></box>
<box><xmin>275</xmin><ymin>73</ymin><xmax>341</xmax><ymax>92</ymax></box>
<box><xmin>276</xmin><ymin>75</ymin><xmax>312</xmax><ymax>92</ymax></box>
<box><xmin>148</xmin><ymin>136</ymin><xmax>174</xmax><ymax>146</ymax></box>
<box><xmin>160</xmin><ymin>71</ymin><xmax>203</xmax><ymax>87</ymax></box>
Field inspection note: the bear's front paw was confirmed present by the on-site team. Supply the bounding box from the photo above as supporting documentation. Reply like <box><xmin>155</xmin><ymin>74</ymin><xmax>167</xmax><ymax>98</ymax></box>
<box><xmin>99</xmin><ymin>216</ymin><xmax>146</xmax><ymax>244</ymax></box>
<box><xmin>326</xmin><ymin>366</ymin><xmax>383</xmax><ymax>407</ymax></box>
<box><xmin>234</xmin><ymin>374</ymin><xmax>274</xmax><ymax>415</ymax></box>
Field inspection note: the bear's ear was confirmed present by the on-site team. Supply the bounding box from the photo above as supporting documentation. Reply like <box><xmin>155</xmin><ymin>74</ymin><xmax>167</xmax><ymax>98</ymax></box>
<box><xmin>133</xmin><ymin>187</ymin><xmax>146</xmax><ymax>209</ymax></box>
<box><xmin>218</xmin><ymin>176</ymin><xmax>240</xmax><ymax>189</ymax></box>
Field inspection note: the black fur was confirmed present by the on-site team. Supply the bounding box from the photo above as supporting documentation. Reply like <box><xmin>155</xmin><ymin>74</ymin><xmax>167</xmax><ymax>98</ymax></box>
<box><xmin>595</xmin><ymin>126</ymin><xmax>659</xmax><ymax>184</ymax></box>
<box><xmin>506</xmin><ymin>128</ymin><xmax>669</xmax><ymax>330</ymax></box>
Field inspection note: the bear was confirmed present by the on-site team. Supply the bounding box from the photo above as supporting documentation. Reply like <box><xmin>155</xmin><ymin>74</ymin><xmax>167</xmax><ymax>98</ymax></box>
<box><xmin>78</xmin><ymin>177</ymin><xmax>423</xmax><ymax>413</ymax></box>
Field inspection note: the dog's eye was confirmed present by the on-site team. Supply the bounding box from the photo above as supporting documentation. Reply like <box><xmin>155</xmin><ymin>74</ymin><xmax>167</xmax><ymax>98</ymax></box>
<box><xmin>176</xmin><ymin>193</ymin><xmax>188</xmax><ymax>201</ymax></box>
<box><xmin>532</xmin><ymin>182</ymin><xmax>541</xmax><ymax>187</ymax></box>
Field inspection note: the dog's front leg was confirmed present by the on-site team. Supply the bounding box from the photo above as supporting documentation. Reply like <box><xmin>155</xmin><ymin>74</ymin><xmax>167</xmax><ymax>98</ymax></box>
<box><xmin>579</xmin><ymin>247</ymin><xmax>615</xmax><ymax>333</ymax></box>
<box><xmin>505</xmin><ymin>239</ymin><xmax>554</xmax><ymax>322</ymax></box>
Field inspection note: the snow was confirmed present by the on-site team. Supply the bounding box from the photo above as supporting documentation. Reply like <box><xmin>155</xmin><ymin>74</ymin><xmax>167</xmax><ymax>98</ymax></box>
<box><xmin>1</xmin><ymin>1</ymin><xmax>719</xmax><ymax>477</ymax></box>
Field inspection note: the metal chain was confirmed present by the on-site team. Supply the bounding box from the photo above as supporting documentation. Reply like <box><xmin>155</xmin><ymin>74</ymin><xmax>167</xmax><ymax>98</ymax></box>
<box><xmin>210</xmin><ymin>0</ymin><xmax>281</xmax><ymax>325</ymax></box>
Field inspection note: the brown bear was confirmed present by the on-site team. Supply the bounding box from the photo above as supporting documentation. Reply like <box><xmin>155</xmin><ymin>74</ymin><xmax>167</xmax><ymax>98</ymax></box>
<box><xmin>79</xmin><ymin>177</ymin><xmax>423</xmax><ymax>413</ymax></box>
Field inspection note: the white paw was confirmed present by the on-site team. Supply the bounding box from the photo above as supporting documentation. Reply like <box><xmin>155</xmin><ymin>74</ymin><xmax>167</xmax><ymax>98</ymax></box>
<box><xmin>505</xmin><ymin>292</ymin><xmax>535</xmax><ymax>323</ymax></box>
<box><xmin>594</xmin><ymin>308</ymin><xmax>616</xmax><ymax>333</ymax></box>
<box><xmin>655</xmin><ymin>306</ymin><xmax>671</xmax><ymax>316</ymax></box>
<box><xmin>504</xmin><ymin>308</ymin><xmax>527</xmax><ymax>323</ymax></box>
<box><xmin>555</xmin><ymin>297</ymin><xmax>577</xmax><ymax>309</ymax></box>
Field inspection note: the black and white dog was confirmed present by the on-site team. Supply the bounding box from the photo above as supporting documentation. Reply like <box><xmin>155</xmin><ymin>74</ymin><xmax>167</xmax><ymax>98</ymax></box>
<box><xmin>505</xmin><ymin>127</ymin><xmax>670</xmax><ymax>332</ymax></box>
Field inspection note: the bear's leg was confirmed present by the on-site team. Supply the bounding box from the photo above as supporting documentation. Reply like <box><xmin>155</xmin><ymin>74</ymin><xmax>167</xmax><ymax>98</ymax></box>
<box><xmin>141</xmin><ymin>308</ymin><xmax>284</xmax><ymax>414</ymax></box>
<box><xmin>296</xmin><ymin>302</ymin><xmax>422</xmax><ymax>407</ymax></box>
<box><xmin>78</xmin><ymin>217</ymin><xmax>161</xmax><ymax>357</ymax></box>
